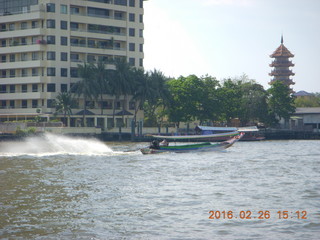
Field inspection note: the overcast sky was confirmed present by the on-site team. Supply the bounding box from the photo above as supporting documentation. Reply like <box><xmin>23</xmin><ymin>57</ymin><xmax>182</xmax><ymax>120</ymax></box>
<box><xmin>143</xmin><ymin>0</ymin><xmax>320</xmax><ymax>93</ymax></box>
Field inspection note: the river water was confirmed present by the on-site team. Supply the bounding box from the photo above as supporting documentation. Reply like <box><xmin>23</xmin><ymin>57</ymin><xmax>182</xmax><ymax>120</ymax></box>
<box><xmin>0</xmin><ymin>133</ymin><xmax>319</xmax><ymax>239</ymax></box>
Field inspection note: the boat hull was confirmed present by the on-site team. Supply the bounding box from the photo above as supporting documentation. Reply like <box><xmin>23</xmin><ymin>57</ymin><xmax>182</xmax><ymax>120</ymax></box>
<box><xmin>140</xmin><ymin>133</ymin><xmax>244</xmax><ymax>154</ymax></box>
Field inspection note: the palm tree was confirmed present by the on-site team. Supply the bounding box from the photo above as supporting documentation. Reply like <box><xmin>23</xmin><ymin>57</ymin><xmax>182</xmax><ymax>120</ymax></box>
<box><xmin>131</xmin><ymin>68</ymin><xmax>151</xmax><ymax>124</ymax></box>
<box><xmin>55</xmin><ymin>92</ymin><xmax>75</xmax><ymax>126</ymax></box>
<box><xmin>109</xmin><ymin>58</ymin><xmax>133</xmax><ymax>127</ymax></box>
<box><xmin>93</xmin><ymin>60</ymin><xmax>109</xmax><ymax>115</ymax></box>
<box><xmin>72</xmin><ymin>62</ymin><xmax>96</xmax><ymax>127</ymax></box>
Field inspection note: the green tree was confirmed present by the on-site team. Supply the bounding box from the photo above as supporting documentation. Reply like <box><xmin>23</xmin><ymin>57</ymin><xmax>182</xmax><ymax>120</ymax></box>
<box><xmin>93</xmin><ymin>60</ymin><xmax>109</xmax><ymax>115</ymax></box>
<box><xmin>73</xmin><ymin>62</ymin><xmax>96</xmax><ymax>127</ymax></box>
<box><xmin>108</xmin><ymin>58</ymin><xmax>133</xmax><ymax>127</ymax></box>
<box><xmin>142</xmin><ymin>69</ymin><xmax>171</xmax><ymax>127</ymax></box>
<box><xmin>55</xmin><ymin>92</ymin><xmax>75</xmax><ymax>126</ymax></box>
<box><xmin>268</xmin><ymin>80</ymin><xmax>296</xmax><ymax>124</ymax></box>
<box><xmin>218</xmin><ymin>79</ymin><xmax>243</xmax><ymax>124</ymax></box>
<box><xmin>167</xmin><ymin>75</ymin><xmax>206</xmax><ymax>127</ymax></box>
<box><xmin>238</xmin><ymin>82</ymin><xmax>269</xmax><ymax>126</ymax></box>
<box><xmin>294</xmin><ymin>94</ymin><xmax>320</xmax><ymax>107</ymax></box>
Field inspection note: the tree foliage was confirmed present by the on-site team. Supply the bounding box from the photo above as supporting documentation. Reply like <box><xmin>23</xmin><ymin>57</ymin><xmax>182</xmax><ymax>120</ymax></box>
<box><xmin>267</xmin><ymin>80</ymin><xmax>296</xmax><ymax>121</ymax></box>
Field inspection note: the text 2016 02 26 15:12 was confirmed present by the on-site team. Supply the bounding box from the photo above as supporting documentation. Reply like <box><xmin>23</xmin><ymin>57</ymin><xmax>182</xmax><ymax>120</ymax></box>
<box><xmin>208</xmin><ymin>210</ymin><xmax>308</xmax><ymax>220</ymax></box>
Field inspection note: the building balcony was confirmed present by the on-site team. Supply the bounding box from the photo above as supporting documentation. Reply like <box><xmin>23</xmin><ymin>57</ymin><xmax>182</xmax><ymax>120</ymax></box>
<box><xmin>0</xmin><ymin>76</ymin><xmax>42</xmax><ymax>85</ymax></box>
<box><xmin>0</xmin><ymin>27</ymin><xmax>45</xmax><ymax>38</ymax></box>
<box><xmin>0</xmin><ymin>5</ymin><xmax>45</xmax><ymax>22</ymax></box>
<box><xmin>0</xmin><ymin>60</ymin><xmax>43</xmax><ymax>70</ymax></box>
<box><xmin>70</xmin><ymin>43</ymin><xmax>126</xmax><ymax>55</ymax></box>
<box><xmin>0</xmin><ymin>42</ymin><xmax>44</xmax><ymax>54</ymax></box>
<box><xmin>0</xmin><ymin>91</ymin><xmax>43</xmax><ymax>100</ymax></box>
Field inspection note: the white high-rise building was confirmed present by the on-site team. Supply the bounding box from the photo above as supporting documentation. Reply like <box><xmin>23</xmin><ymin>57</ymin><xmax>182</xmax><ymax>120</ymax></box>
<box><xmin>0</xmin><ymin>0</ymin><xmax>144</xmax><ymax>129</ymax></box>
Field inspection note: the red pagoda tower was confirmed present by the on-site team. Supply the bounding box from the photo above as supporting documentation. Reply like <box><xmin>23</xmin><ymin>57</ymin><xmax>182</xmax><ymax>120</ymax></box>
<box><xmin>269</xmin><ymin>36</ymin><xmax>295</xmax><ymax>89</ymax></box>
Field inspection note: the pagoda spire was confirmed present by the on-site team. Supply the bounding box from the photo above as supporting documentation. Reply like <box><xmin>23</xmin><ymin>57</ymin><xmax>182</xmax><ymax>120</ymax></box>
<box><xmin>281</xmin><ymin>34</ymin><xmax>283</xmax><ymax>44</ymax></box>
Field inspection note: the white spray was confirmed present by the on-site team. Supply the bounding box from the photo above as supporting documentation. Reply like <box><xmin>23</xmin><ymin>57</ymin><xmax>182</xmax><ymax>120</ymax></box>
<box><xmin>0</xmin><ymin>133</ymin><xmax>114</xmax><ymax>156</ymax></box>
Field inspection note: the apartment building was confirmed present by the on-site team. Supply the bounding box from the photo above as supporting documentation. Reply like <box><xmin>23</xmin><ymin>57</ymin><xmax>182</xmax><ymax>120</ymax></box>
<box><xmin>0</xmin><ymin>0</ymin><xmax>144</xmax><ymax>130</ymax></box>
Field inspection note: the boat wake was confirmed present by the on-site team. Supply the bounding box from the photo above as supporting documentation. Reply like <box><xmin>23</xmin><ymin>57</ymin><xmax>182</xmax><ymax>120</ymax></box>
<box><xmin>0</xmin><ymin>133</ymin><xmax>133</xmax><ymax>157</ymax></box>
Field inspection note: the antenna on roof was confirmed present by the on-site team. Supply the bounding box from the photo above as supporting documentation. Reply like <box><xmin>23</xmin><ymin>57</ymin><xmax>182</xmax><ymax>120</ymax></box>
<box><xmin>281</xmin><ymin>34</ymin><xmax>284</xmax><ymax>44</ymax></box>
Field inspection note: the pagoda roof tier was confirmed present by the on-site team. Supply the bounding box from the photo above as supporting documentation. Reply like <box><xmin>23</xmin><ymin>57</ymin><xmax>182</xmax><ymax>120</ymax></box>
<box><xmin>269</xmin><ymin>60</ymin><xmax>294</xmax><ymax>67</ymax></box>
<box><xmin>269</xmin><ymin>70</ymin><xmax>295</xmax><ymax>76</ymax></box>
<box><xmin>270</xmin><ymin>43</ymin><xmax>294</xmax><ymax>58</ymax></box>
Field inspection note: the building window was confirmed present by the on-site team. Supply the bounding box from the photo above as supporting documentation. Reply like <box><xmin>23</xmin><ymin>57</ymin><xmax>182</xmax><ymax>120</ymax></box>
<box><xmin>87</xmin><ymin>7</ymin><xmax>109</xmax><ymax>18</ymax></box>
<box><xmin>22</xmin><ymin>100</ymin><xmax>28</xmax><ymax>108</ymax></box>
<box><xmin>1</xmin><ymin>55</ymin><xmax>6</xmax><ymax>63</ymax></box>
<box><xmin>22</xmin><ymin>84</ymin><xmax>28</xmax><ymax>93</ymax></box>
<box><xmin>129</xmin><ymin>0</ymin><xmax>135</xmax><ymax>7</ymax></box>
<box><xmin>21</xmin><ymin>38</ymin><xmax>27</xmax><ymax>45</ymax></box>
<box><xmin>47</xmin><ymin>52</ymin><xmax>56</xmax><ymax>60</ymax></box>
<box><xmin>70</xmin><ymin>7</ymin><xmax>80</xmax><ymax>15</ymax></box>
<box><xmin>61</xmin><ymin>68</ymin><xmax>68</xmax><ymax>77</ymax></box>
<box><xmin>47</xmin><ymin>3</ymin><xmax>55</xmax><ymax>12</ymax></box>
<box><xmin>70</xmin><ymin>53</ymin><xmax>79</xmax><ymax>62</ymax></box>
<box><xmin>139</xmin><ymin>29</ymin><xmax>143</xmax><ymax>37</ymax></box>
<box><xmin>60</xmin><ymin>21</ymin><xmax>68</xmax><ymax>30</ymax></box>
<box><xmin>70</xmin><ymin>22</ymin><xmax>79</xmax><ymax>31</ymax></box>
<box><xmin>139</xmin><ymin>58</ymin><xmax>143</xmax><ymax>67</ymax></box>
<box><xmin>47</xmin><ymin>99</ymin><xmax>54</xmax><ymax>108</ymax></box>
<box><xmin>32</xmin><ymin>68</ymin><xmax>39</xmax><ymax>76</ymax></box>
<box><xmin>21</xmin><ymin>53</ymin><xmax>28</xmax><ymax>61</ymax></box>
<box><xmin>10</xmin><ymin>100</ymin><xmax>15</xmax><ymax>108</ymax></box>
<box><xmin>9</xmin><ymin>23</ymin><xmax>14</xmax><ymax>31</ymax></box>
<box><xmin>70</xmin><ymin>68</ymin><xmax>79</xmax><ymax>78</ymax></box>
<box><xmin>140</xmin><ymin>0</ymin><xmax>143</xmax><ymax>8</ymax></box>
<box><xmin>61</xmin><ymin>52</ymin><xmax>68</xmax><ymax>61</ymax></box>
<box><xmin>139</xmin><ymin>14</ymin><xmax>143</xmax><ymax>23</ymax></box>
<box><xmin>10</xmin><ymin>54</ymin><xmax>15</xmax><ymax>62</ymax></box>
<box><xmin>0</xmin><ymin>85</ymin><xmax>6</xmax><ymax>93</ymax></box>
<box><xmin>1</xmin><ymin>40</ymin><xmax>6</xmax><ymax>47</ymax></box>
<box><xmin>47</xmin><ymin>35</ymin><xmax>56</xmax><ymax>44</ymax></box>
<box><xmin>32</xmin><ymin>100</ymin><xmax>38</xmax><ymax>108</ymax></box>
<box><xmin>32</xmin><ymin>21</ymin><xmax>38</xmax><ymax>28</ymax></box>
<box><xmin>87</xmin><ymin>55</ymin><xmax>96</xmax><ymax>63</ymax></box>
<box><xmin>114</xmin><ymin>11</ymin><xmax>124</xmax><ymax>20</ymax></box>
<box><xmin>47</xmin><ymin>68</ymin><xmax>56</xmax><ymax>76</ymax></box>
<box><xmin>129</xmin><ymin>58</ymin><xmax>135</xmax><ymax>66</ymax></box>
<box><xmin>21</xmin><ymin>69</ymin><xmax>28</xmax><ymax>77</ymax></box>
<box><xmin>32</xmin><ymin>52</ymin><xmax>39</xmax><ymax>60</ymax></box>
<box><xmin>47</xmin><ymin>83</ymin><xmax>56</xmax><ymax>92</ymax></box>
<box><xmin>129</xmin><ymin>43</ymin><xmax>135</xmax><ymax>51</ymax></box>
<box><xmin>61</xmin><ymin>84</ymin><xmax>68</xmax><ymax>92</ymax></box>
<box><xmin>10</xmin><ymin>85</ymin><xmax>15</xmax><ymax>93</ymax></box>
<box><xmin>1</xmin><ymin>70</ymin><xmax>6</xmax><ymax>78</ymax></box>
<box><xmin>61</xmin><ymin>4</ymin><xmax>68</xmax><ymax>14</ymax></box>
<box><xmin>129</xmin><ymin>28</ymin><xmax>135</xmax><ymax>37</ymax></box>
<box><xmin>32</xmin><ymin>84</ymin><xmax>38</xmax><ymax>92</ymax></box>
<box><xmin>114</xmin><ymin>0</ymin><xmax>127</xmax><ymax>6</ymax></box>
<box><xmin>21</xmin><ymin>22</ymin><xmax>27</xmax><ymax>30</ymax></box>
<box><xmin>61</xmin><ymin>36</ymin><xmax>68</xmax><ymax>46</ymax></box>
<box><xmin>9</xmin><ymin>69</ymin><xmax>15</xmax><ymax>77</ymax></box>
<box><xmin>139</xmin><ymin>44</ymin><xmax>143</xmax><ymax>52</ymax></box>
<box><xmin>0</xmin><ymin>24</ymin><xmax>5</xmax><ymax>31</ymax></box>
<box><xmin>47</xmin><ymin>19</ymin><xmax>56</xmax><ymax>28</ymax></box>
<box><xmin>129</xmin><ymin>13</ymin><xmax>135</xmax><ymax>22</ymax></box>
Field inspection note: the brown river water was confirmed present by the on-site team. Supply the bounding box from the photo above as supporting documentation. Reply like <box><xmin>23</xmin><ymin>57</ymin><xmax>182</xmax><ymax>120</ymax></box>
<box><xmin>0</xmin><ymin>133</ymin><xmax>319</xmax><ymax>239</ymax></box>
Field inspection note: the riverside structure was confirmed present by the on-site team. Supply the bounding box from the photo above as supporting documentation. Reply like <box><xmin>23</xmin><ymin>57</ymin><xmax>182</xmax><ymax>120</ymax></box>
<box><xmin>0</xmin><ymin>0</ymin><xmax>144</xmax><ymax>130</ymax></box>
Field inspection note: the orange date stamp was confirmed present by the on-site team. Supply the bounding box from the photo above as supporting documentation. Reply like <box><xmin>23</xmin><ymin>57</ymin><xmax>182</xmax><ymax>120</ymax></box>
<box><xmin>208</xmin><ymin>210</ymin><xmax>307</xmax><ymax>220</ymax></box>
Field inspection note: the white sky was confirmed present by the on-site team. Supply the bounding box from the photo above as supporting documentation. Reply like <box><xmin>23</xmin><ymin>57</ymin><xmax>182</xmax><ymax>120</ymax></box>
<box><xmin>143</xmin><ymin>0</ymin><xmax>320</xmax><ymax>93</ymax></box>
